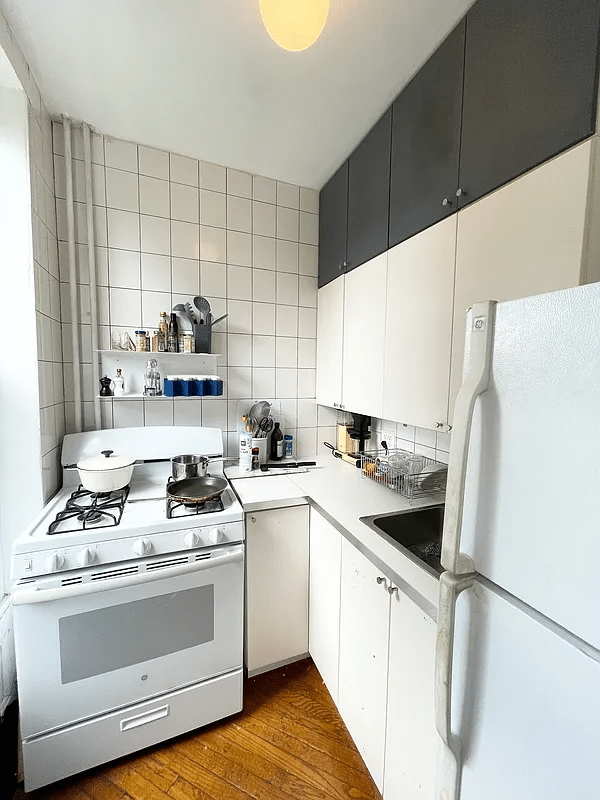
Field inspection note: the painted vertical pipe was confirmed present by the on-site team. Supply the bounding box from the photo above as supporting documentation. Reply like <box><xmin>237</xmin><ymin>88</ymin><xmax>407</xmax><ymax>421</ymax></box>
<box><xmin>62</xmin><ymin>115</ymin><xmax>83</xmax><ymax>433</ymax></box>
<box><xmin>82</xmin><ymin>123</ymin><xmax>101</xmax><ymax>430</ymax></box>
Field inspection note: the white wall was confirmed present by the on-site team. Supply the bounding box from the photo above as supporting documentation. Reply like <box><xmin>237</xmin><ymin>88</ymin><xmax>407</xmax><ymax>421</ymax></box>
<box><xmin>53</xmin><ymin>127</ymin><xmax>331</xmax><ymax>457</ymax></box>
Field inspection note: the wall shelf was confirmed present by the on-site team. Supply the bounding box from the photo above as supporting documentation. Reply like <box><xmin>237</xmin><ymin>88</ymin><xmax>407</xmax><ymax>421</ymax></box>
<box><xmin>97</xmin><ymin>351</ymin><xmax>222</xmax><ymax>396</ymax></box>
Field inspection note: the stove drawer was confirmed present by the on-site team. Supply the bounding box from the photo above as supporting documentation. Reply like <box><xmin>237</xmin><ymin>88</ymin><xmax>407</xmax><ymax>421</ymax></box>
<box><xmin>21</xmin><ymin>667</ymin><xmax>243</xmax><ymax>791</ymax></box>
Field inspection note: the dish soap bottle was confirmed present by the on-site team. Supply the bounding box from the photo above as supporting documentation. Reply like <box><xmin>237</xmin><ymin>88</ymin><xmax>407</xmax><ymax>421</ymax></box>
<box><xmin>270</xmin><ymin>421</ymin><xmax>284</xmax><ymax>461</ymax></box>
<box><xmin>113</xmin><ymin>368</ymin><xmax>125</xmax><ymax>396</ymax></box>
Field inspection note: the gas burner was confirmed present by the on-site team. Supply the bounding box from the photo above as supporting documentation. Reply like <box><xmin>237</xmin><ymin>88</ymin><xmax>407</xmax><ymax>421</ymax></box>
<box><xmin>166</xmin><ymin>495</ymin><xmax>225</xmax><ymax>519</ymax></box>
<box><xmin>47</xmin><ymin>486</ymin><xmax>130</xmax><ymax>535</ymax></box>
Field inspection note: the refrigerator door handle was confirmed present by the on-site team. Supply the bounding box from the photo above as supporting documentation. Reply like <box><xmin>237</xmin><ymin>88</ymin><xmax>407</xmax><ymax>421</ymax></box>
<box><xmin>442</xmin><ymin>300</ymin><xmax>496</xmax><ymax>575</ymax></box>
<box><xmin>435</xmin><ymin>570</ymin><xmax>475</xmax><ymax>800</ymax></box>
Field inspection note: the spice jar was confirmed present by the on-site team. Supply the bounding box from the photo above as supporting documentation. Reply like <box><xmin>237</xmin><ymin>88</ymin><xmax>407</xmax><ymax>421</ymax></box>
<box><xmin>135</xmin><ymin>330</ymin><xmax>147</xmax><ymax>352</ymax></box>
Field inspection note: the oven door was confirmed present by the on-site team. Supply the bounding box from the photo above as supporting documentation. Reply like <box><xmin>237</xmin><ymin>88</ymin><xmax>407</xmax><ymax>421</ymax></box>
<box><xmin>12</xmin><ymin>545</ymin><xmax>244</xmax><ymax>739</ymax></box>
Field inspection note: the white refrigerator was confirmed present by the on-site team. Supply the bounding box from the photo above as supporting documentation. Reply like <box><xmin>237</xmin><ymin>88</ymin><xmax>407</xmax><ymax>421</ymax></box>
<box><xmin>435</xmin><ymin>282</ymin><xmax>600</xmax><ymax>800</ymax></box>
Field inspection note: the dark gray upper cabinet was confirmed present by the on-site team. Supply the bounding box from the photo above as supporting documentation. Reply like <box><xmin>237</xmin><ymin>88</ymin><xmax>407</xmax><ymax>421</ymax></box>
<box><xmin>458</xmin><ymin>0</ymin><xmax>600</xmax><ymax>209</ymax></box>
<box><xmin>346</xmin><ymin>109</ymin><xmax>392</xmax><ymax>271</ymax></box>
<box><xmin>389</xmin><ymin>20</ymin><xmax>465</xmax><ymax>249</ymax></box>
<box><xmin>318</xmin><ymin>161</ymin><xmax>349</xmax><ymax>288</ymax></box>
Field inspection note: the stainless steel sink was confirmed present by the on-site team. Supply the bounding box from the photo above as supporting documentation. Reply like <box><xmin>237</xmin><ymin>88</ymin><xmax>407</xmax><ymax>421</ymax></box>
<box><xmin>360</xmin><ymin>504</ymin><xmax>445</xmax><ymax>577</ymax></box>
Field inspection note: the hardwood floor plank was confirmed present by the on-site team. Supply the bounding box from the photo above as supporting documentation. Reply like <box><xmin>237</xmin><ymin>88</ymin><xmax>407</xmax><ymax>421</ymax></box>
<box><xmin>165</xmin><ymin>777</ymin><xmax>219</xmax><ymax>800</ymax></box>
<box><xmin>103</xmin><ymin>764</ymin><xmax>172</xmax><ymax>800</ymax></box>
<box><xmin>77</xmin><ymin>775</ymin><xmax>127</xmax><ymax>800</ymax></box>
<box><xmin>151</xmin><ymin>743</ymin><xmax>254</xmax><ymax>800</ymax></box>
<box><xmin>125</xmin><ymin>756</ymin><xmax>178</xmax><ymax>794</ymax></box>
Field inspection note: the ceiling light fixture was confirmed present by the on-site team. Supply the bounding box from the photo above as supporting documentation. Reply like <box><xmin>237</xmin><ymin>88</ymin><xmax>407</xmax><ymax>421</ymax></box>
<box><xmin>260</xmin><ymin>0</ymin><xmax>329</xmax><ymax>52</ymax></box>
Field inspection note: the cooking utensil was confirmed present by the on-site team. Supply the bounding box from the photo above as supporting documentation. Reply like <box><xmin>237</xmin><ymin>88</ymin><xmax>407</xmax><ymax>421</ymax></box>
<box><xmin>193</xmin><ymin>296</ymin><xmax>211</xmax><ymax>323</ymax></box>
<box><xmin>257</xmin><ymin>416</ymin><xmax>274</xmax><ymax>437</ymax></box>
<box><xmin>249</xmin><ymin>400</ymin><xmax>271</xmax><ymax>423</ymax></box>
<box><xmin>173</xmin><ymin>303</ymin><xmax>195</xmax><ymax>328</ymax></box>
<box><xmin>171</xmin><ymin>454</ymin><xmax>210</xmax><ymax>481</ymax></box>
<box><xmin>207</xmin><ymin>313</ymin><xmax>228</xmax><ymax>328</ymax></box>
<box><xmin>185</xmin><ymin>301</ymin><xmax>198</xmax><ymax>324</ymax></box>
<box><xmin>243</xmin><ymin>415</ymin><xmax>258</xmax><ymax>434</ymax></box>
<box><xmin>76</xmin><ymin>449</ymin><xmax>136</xmax><ymax>493</ymax></box>
<box><xmin>260</xmin><ymin>462</ymin><xmax>316</xmax><ymax>469</ymax></box>
<box><xmin>166</xmin><ymin>475</ymin><xmax>228</xmax><ymax>504</ymax></box>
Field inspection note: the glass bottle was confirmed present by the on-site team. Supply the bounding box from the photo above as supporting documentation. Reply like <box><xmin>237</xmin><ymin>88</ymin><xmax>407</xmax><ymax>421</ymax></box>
<box><xmin>270</xmin><ymin>421</ymin><xmax>284</xmax><ymax>461</ymax></box>
<box><xmin>159</xmin><ymin>312</ymin><xmax>168</xmax><ymax>350</ymax></box>
<box><xmin>167</xmin><ymin>313</ymin><xmax>179</xmax><ymax>353</ymax></box>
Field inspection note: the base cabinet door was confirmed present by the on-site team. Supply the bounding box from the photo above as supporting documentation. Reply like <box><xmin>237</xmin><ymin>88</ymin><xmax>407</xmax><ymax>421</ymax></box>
<box><xmin>245</xmin><ymin>505</ymin><xmax>309</xmax><ymax>677</ymax></box>
<box><xmin>308</xmin><ymin>509</ymin><xmax>342</xmax><ymax>703</ymax></box>
<box><xmin>338</xmin><ymin>538</ymin><xmax>390</xmax><ymax>791</ymax></box>
<box><xmin>383</xmin><ymin>588</ymin><xmax>438</xmax><ymax>800</ymax></box>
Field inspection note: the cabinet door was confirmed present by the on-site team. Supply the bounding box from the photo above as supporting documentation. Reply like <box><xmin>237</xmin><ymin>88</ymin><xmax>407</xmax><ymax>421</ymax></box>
<box><xmin>342</xmin><ymin>253</ymin><xmax>386</xmax><ymax>418</ymax></box>
<box><xmin>383</xmin><ymin>588</ymin><xmax>437</xmax><ymax>800</ymax></box>
<box><xmin>319</xmin><ymin>161</ymin><xmax>348</xmax><ymax>288</ymax></box>
<box><xmin>245</xmin><ymin>505</ymin><xmax>309</xmax><ymax>676</ymax></box>
<box><xmin>316</xmin><ymin>276</ymin><xmax>345</xmax><ymax>408</ymax></box>
<box><xmin>338</xmin><ymin>538</ymin><xmax>390</xmax><ymax>791</ymax></box>
<box><xmin>459</xmin><ymin>0</ymin><xmax>600</xmax><ymax>208</ymax></box>
<box><xmin>449</xmin><ymin>140</ymin><xmax>592</xmax><ymax>422</ymax></box>
<box><xmin>308</xmin><ymin>509</ymin><xmax>342</xmax><ymax>702</ymax></box>
<box><xmin>347</xmin><ymin>109</ymin><xmax>392</xmax><ymax>271</ymax></box>
<box><xmin>383</xmin><ymin>216</ymin><xmax>456</xmax><ymax>430</ymax></box>
<box><xmin>389</xmin><ymin>18</ymin><xmax>465</xmax><ymax>249</ymax></box>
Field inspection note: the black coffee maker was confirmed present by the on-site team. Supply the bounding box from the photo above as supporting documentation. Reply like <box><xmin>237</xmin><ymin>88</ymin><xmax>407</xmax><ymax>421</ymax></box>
<box><xmin>347</xmin><ymin>413</ymin><xmax>371</xmax><ymax>452</ymax></box>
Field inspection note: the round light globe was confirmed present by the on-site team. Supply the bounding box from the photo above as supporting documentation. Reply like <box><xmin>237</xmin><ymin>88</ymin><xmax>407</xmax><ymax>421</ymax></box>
<box><xmin>260</xmin><ymin>0</ymin><xmax>329</xmax><ymax>52</ymax></box>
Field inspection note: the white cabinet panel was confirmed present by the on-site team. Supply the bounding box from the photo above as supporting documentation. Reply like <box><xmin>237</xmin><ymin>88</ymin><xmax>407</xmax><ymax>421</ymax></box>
<box><xmin>383</xmin><ymin>216</ymin><xmax>456</xmax><ymax>429</ymax></box>
<box><xmin>338</xmin><ymin>537</ymin><xmax>390</xmax><ymax>791</ymax></box>
<box><xmin>342</xmin><ymin>254</ymin><xmax>387</xmax><ymax>418</ymax></box>
<box><xmin>449</xmin><ymin>139</ymin><xmax>592</xmax><ymax>421</ymax></box>
<box><xmin>383</xmin><ymin>589</ymin><xmax>437</xmax><ymax>800</ymax></box>
<box><xmin>316</xmin><ymin>276</ymin><xmax>344</xmax><ymax>408</ymax></box>
<box><xmin>245</xmin><ymin>505</ymin><xmax>309</xmax><ymax>676</ymax></box>
<box><xmin>308</xmin><ymin>509</ymin><xmax>342</xmax><ymax>703</ymax></box>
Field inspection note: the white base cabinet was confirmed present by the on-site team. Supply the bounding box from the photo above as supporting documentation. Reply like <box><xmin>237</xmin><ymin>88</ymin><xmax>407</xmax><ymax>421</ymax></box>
<box><xmin>245</xmin><ymin>505</ymin><xmax>309</xmax><ymax>677</ymax></box>
<box><xmin>383</xmin><ymin>586</ymin><xmax>438</xmax><ymax>800</ymax></box>
<box><xmin>308</xmin><ymin>509</ymin><xmax>342</xmax><ymax>703</ymax></box>
<box><xmin>338</xmin><ymin>537</ymin><xmax>391</xmax><ymax>791</ymax></box>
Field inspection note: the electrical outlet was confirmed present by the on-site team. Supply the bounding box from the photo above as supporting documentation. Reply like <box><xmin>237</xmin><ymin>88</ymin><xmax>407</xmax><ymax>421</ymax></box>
<box><xmin>381</xmin><ymin>430</ymin><xmax>394</xmax><ymax>450</ymax></box>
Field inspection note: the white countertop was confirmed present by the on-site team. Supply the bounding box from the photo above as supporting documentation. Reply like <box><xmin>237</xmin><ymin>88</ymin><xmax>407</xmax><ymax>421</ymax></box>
<box><xmin>227</xmin><ymin>456</ymin><xmax>441</xmax><ymax>613</ymax></box>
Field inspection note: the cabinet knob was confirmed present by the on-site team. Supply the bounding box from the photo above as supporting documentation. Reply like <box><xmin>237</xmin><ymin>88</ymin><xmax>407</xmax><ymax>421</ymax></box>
<box><xmin>250</xmin><ymin>516</ymin><xmax>256</xmax><ymax>523</ymax></box>
<box><xmin>338</xmin><ymin>264</ymin><xmax>344</xmax><ymax>271</ymax></box>
<box><xmin>436</xmin><ymin>422</ymin><xmax>444</xmax><ymax>428</ymax></box>
<box><xmin>388</xmin><ymin>585</ymin><xmax>399</xmax><ymax>596</ymax></box>
<box><xmin>441</xmin><ymin>197</ymin><xmax>452</xmax><ymax>207</ymax></box>
<box><xmin>376</xmin><ymin>576</ymin><xmax>387</xmax><ymax>587</ymax></box>
<box><xmin>456</xmin><ymin>188</ymin><xmax>466</xmax><ymax>198</ymax></box>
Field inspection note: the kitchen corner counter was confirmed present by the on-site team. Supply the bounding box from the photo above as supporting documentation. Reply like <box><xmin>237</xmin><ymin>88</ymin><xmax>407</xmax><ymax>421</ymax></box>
<box><xmin>228</xmin><ymin>456</ymin><xmax>440</xmax><ymax>616</ymax></box>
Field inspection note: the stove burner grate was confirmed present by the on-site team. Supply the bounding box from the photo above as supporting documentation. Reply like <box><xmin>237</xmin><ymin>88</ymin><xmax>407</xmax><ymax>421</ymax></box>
<box><xmin>166</xmin><ymin>495</ymin><xmax>224</xmax><ymax>519</ymax></box>
<box><xmin>47</xmin><ymin>486</ymin><xmax>130</xmax><ymax>535</ymax></box>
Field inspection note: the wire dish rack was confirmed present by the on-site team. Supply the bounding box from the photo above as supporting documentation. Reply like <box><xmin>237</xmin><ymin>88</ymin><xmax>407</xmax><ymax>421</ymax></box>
<box><xmin>361</xmin><ymin>447</ymin><xmax>448</xmax><ymax>502</ymax></box>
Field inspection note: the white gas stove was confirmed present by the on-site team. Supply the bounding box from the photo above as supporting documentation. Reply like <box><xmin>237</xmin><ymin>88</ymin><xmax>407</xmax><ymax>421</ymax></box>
<box><xmin>11</xmin><ymin>426</ymin><xmax>245</xmax><ymax>792</ymax></box>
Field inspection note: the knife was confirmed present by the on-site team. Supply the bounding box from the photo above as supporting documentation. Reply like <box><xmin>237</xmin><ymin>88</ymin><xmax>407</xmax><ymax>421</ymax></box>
<box><xmin>260</xmin><ymin>461</ymin><xmax>316</xmax><ymax>470</ymax></box>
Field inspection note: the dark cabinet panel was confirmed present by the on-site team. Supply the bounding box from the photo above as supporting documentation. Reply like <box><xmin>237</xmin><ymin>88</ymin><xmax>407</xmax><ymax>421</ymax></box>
<box><xmin>318</xmin><ymin>161</ymin><xmax>349</xmax><ymax>288</ymax></box>
<box><xmin>389</xmin><ymin>20</ymin><xmax>465</xmax><ymax>249</ymax></box>
<box><xmin>459</xmin><ymin>0</ymin><xmax>600</xmax><ymax>209</ymax></box>
<box><xmin>347</xmin><ymin>109</ymin><xmax>392</xmax><ymax>271</ymax></box>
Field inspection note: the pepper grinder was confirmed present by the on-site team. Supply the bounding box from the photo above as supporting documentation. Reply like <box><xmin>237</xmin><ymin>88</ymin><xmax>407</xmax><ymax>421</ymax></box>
<box><xmin>113</xmin><ymin>368</ymin><xmax>125</xmax><ymax>397</ymax></box>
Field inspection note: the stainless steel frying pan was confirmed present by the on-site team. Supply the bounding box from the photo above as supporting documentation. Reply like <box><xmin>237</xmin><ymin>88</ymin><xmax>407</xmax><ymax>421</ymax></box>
<box><xmin>166</xmin><ymin>475</ymin><xmax>228</xmax><ymax>504</ymax></box>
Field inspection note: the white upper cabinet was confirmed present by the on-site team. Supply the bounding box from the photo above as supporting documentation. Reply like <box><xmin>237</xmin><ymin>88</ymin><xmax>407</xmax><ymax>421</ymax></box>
<box><xmin>342</xmin><ymin>253</ymin><xmax>387</xmax><ymax>418</ymax></box>
<box><xmin>383</xmin><ymin>216</ymin><xmax>456</xmax><ymax>430</ymax></box>
<box><xmin>316</xmin><ymin>275</ymin><xmax>345</xmax><ymax>409</ymax></box>
<box><xmin>449</xmin><ymin>139</ymin><xmax>594</xmax><ymax>420</ymax></box>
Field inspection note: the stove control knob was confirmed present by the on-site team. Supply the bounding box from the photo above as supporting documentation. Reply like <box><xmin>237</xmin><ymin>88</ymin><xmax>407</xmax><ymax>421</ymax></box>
<box><xmin>77</xmin><ymin>547</ymin><xmax>96</xmax><ymax>567</ymax></box>
<box><xmin>184</xmin><ymin>531</ymin><xmax>201</xmax><ymax>549</ymax></box>
<box><xmin>207</xmin><ymin>527</ymin><xmax>224</xmax><ymax>545</ymax></box>
<box><xmin>133</xmin><ymin>538</ymin><xmax>152</xmax><ymax>556</ymax></box>
<box><xmin>44</xmin><ymin>553</ymin><xmax>65</xmax><ymax>573</ymax></box>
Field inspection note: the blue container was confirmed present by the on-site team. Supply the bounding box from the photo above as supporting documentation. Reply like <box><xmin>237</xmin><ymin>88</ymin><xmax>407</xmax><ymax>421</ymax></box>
<box><xmin>195</xmin><ymin>378</ymin><xmax>209</xmax><ymax>396</ymax></box>
<box><xmin>181</xmin><ymin>379</ymin><xmax>197</xmax><ymax>397</ymax></box>
<box><xmin>164</xmin><ymin>379</ymin><xmax>181</xmax><ymax>397</ymax></box>
<box><xmin>209</xmin><ymin>378</ymin><xmax>223</xmax><ymax>396</ymax></box>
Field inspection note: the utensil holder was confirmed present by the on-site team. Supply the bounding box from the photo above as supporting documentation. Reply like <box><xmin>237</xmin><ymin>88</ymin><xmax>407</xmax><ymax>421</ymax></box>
<box><xmin>193</xmin><ymin>323</ymin><xmax>211</xmax><ymax>354</ymax></box>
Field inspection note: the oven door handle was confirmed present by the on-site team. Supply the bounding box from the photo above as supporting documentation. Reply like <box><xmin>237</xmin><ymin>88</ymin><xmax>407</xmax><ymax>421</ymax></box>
<box><xmin>11</xmin><ymin>546</ymin><xmax>244</xmax><ymax>606</ymax></box>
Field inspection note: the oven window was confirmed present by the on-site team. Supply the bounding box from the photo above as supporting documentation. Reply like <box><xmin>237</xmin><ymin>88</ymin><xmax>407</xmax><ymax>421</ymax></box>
<box><xmin>58</xmin><ymin>585</ymin><xmax>214</xmax><ymax>684</ymax></box>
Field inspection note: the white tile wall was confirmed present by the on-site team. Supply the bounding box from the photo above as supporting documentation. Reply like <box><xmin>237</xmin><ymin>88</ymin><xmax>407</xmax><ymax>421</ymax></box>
<box><xmin>55</xmin><ymin>131</ymin><xmax>322</xmax><ymax>457</ymax></box>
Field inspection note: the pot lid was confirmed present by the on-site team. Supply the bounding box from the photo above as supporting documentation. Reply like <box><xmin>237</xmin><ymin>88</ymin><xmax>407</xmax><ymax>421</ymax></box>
<box><xmin>77</xmin><ymin>449</ymin><xmax>135</xmax><ymax>472</ymax></box>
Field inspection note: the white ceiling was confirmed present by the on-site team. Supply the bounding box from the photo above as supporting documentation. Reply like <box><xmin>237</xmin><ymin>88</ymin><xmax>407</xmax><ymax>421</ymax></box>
<box><xmin>0</xmin><ymin>0</ymin><xmax>474</xmax><ymax>189</ymax></box>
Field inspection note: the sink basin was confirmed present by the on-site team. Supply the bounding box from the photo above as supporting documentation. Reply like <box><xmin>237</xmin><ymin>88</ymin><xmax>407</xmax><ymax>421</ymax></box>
<box><xmin>360</xmin><ymin>505</ymin><xmax>445</xmax><ymax>577</ymax></box>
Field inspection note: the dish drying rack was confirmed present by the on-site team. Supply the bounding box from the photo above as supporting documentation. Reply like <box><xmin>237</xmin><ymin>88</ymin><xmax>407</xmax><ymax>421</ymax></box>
<box><xmin>361</xmin><ymin>447</ymin><xmax>448</xmax><ymax>502</ymax></box>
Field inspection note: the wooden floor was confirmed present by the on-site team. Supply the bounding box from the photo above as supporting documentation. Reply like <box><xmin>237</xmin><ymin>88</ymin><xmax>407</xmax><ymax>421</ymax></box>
<box><xmin>22</xmin><ymin>659</ymin><xmax>382</xmax><ymax>800</ymax></box>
